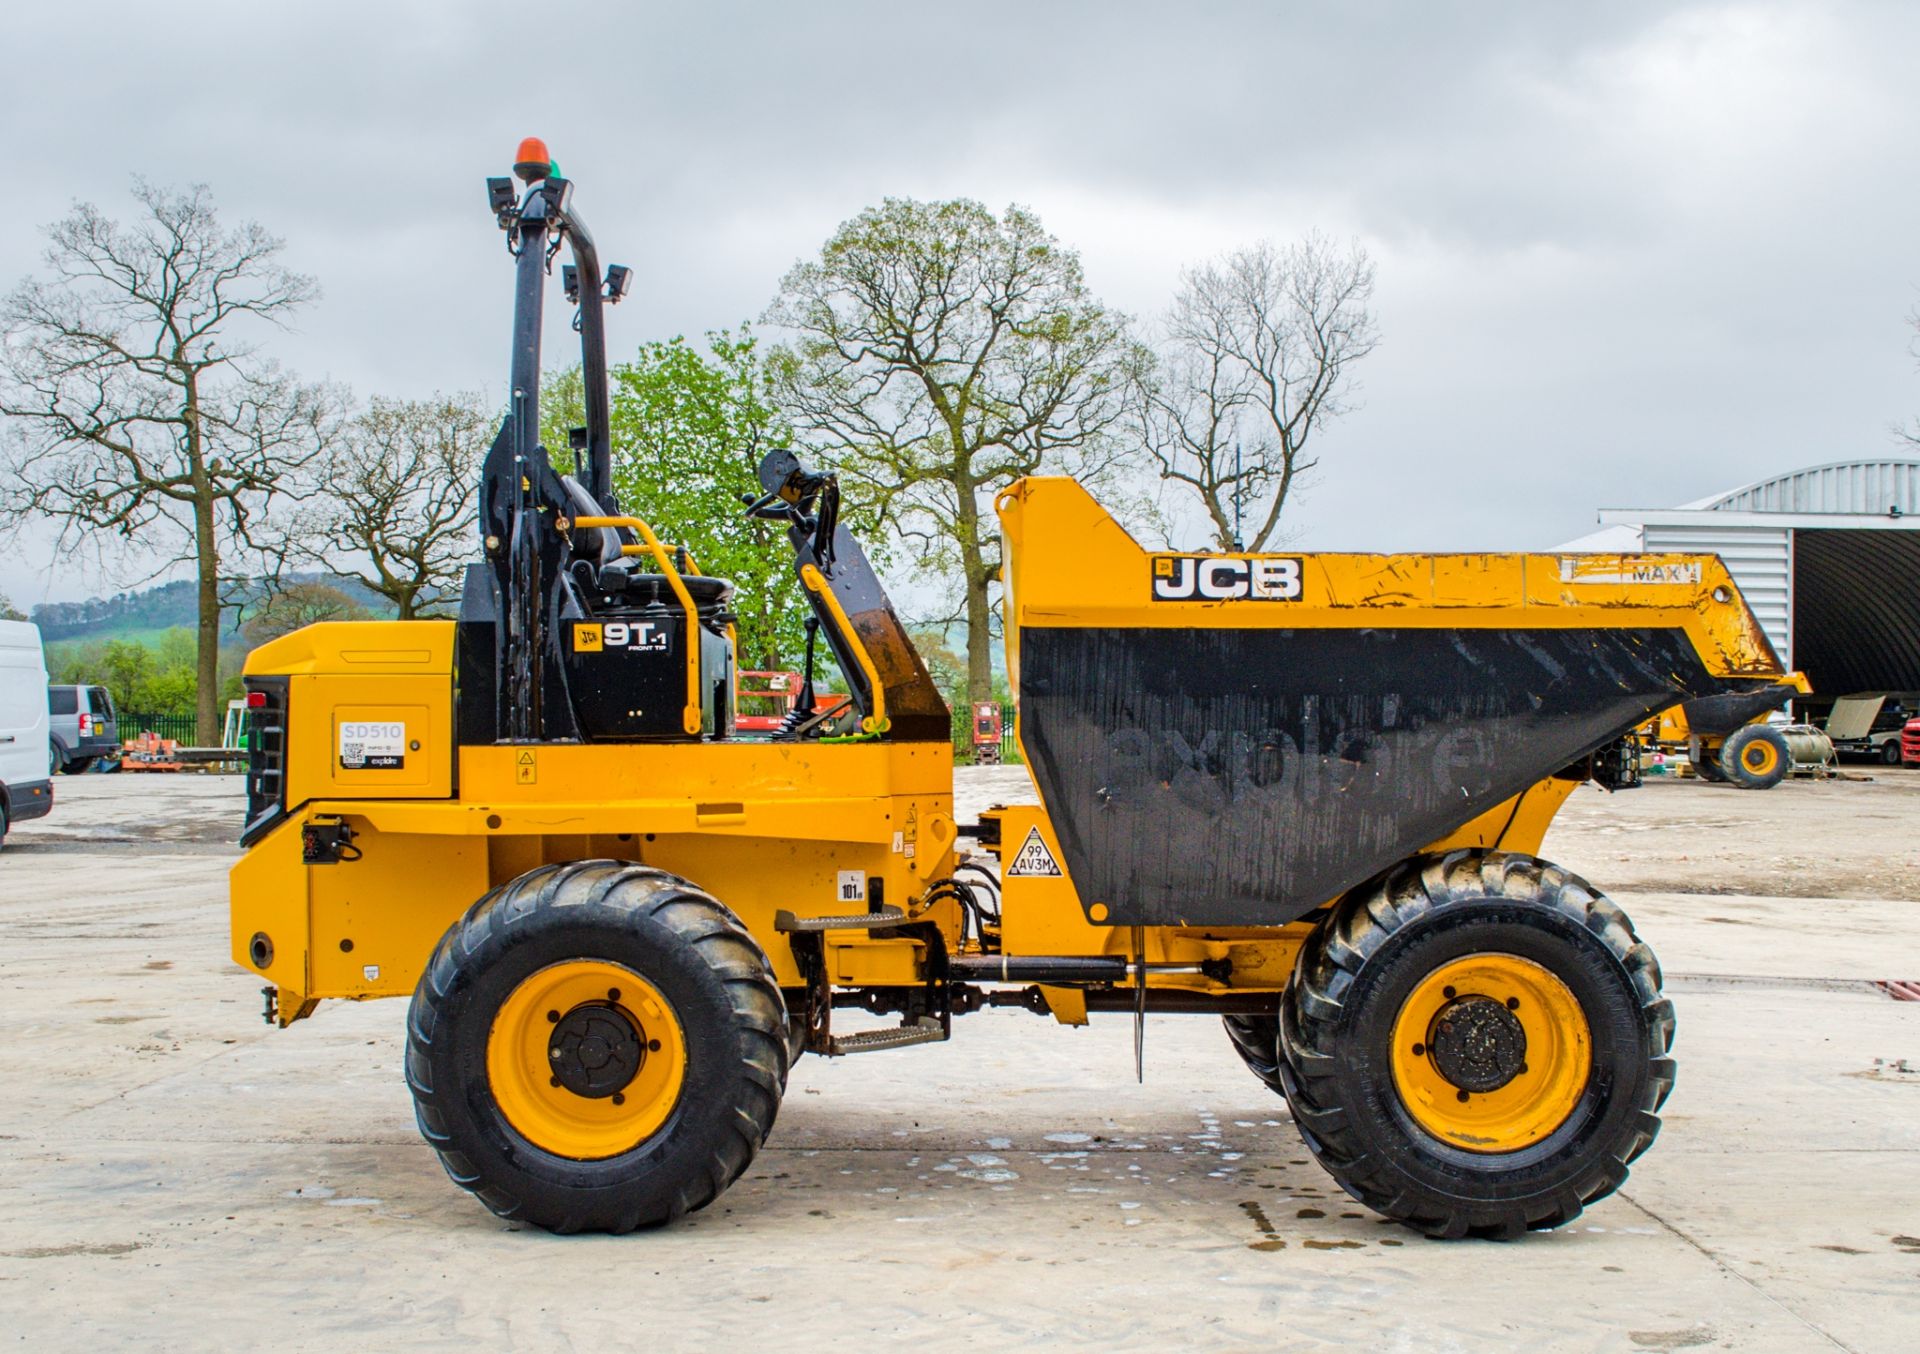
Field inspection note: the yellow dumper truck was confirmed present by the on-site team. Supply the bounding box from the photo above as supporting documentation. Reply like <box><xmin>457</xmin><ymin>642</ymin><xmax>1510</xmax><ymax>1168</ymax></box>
<box><xmin>230</xmin><ymin>143</ymin><xmax>1793</xmax><ymax>1239</ymax></box>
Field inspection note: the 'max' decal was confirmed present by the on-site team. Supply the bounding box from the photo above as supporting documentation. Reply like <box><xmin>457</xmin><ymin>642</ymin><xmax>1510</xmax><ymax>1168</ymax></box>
<box><xmin>1151</xmin><ymin>555</ymin><xmax>1303</xmax><ymax>601</ymax></box>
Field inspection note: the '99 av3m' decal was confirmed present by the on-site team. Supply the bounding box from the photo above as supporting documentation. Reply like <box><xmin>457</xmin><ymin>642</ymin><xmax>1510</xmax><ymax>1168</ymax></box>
<box><xmin>1151</xmin><ymin>555</ymin><xmax>1303</xmax><ymax>601</ymax></box>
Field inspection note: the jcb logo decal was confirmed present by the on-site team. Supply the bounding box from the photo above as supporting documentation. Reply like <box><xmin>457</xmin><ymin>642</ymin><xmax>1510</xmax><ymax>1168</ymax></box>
<box><xmin>1151</xmin><ymin>555</ymin><xmax>1303</xmax><ymax>602</ymax></box>
<box><xmin>573</xmin><ymin>624</ymin><xmax>603</xmax><ymax>652</ymax></box>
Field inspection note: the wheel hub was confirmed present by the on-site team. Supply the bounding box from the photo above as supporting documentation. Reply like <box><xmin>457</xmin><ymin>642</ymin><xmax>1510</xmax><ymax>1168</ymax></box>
<box><xmin>1428</xmin><ymin>995</ymin><xmax>1528</xmax><ymax>1093</ymax></box>
<box><xmin>1389</xmin><ymin>952</ymin><xmax>1593</xmax><ymax>1154</ymax></box>
<box><xmin>548</xmin><ymin>1002</ymin><xmax>644</xmax><ymax>1098</ymax></box>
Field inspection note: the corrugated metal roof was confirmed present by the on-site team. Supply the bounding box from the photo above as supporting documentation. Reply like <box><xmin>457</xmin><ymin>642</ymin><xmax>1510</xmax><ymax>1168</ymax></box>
<box><xmin>1700</xmin><ymin>460</ymin><xmax>1920</xmax><ymax>515</ymax></box>
<box><xmin>1643</xmin><ymin>523</ymin><xmax>1792</xmax><ymax>664</ymax></box>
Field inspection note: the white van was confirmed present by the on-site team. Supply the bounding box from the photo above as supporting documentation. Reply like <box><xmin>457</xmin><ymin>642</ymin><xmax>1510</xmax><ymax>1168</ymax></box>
<box><xmin>0</xmin><ymin>619</ymin><xmax>54</xmax><ymax>847</ymax></box>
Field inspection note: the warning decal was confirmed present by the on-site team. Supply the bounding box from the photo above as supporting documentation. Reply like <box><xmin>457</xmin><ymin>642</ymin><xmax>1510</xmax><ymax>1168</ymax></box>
<box><xmin>1006</xmin><ymin>826</ymin><xmax>1063</xmax><ymax>878</ymax></box>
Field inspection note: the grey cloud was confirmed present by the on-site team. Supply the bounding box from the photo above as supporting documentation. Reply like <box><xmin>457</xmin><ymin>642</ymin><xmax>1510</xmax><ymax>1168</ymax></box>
<box><xmin>3</xmin><ymin>0</ymin><xmax>1918</xmax><ymax>604</ymax></box>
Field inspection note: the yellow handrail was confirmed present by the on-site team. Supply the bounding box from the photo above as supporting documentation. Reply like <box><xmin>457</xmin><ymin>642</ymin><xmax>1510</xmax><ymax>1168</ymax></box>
<box><xmin>572</xmin><ymin>515</ymin><xmax>702</xmax><ymax>736</ymax></box>
<box><xmin>798</xmin><ymin>562</ymin><xmax>889</xmax><ymax>735</ymax></box>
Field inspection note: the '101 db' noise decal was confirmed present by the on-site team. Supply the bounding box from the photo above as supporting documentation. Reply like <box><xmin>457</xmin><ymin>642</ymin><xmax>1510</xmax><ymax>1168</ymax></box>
<box><xmin>1151</xmin><ymin>555</ymin><xmax>1303</xmax><ymax>601</ymax></box>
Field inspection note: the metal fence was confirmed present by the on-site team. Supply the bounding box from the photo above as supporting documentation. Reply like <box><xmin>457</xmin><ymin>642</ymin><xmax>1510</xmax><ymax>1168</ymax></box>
<box><xmin>119</xmin><ymin>712</ymin><xmax>197</xmax><ymax>744</ymax></box>
<box><xmin>950</xmin><ymin>701</ymin><xmax>1021</xmax><ymax>764</ymax></box>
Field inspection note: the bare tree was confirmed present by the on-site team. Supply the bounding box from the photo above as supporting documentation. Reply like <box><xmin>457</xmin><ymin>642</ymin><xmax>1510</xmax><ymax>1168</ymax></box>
<box><xmin>240</xmin><ymin>579</ymin><xmax>369</xmax><ymax>650</ymax></box>
<box><xmin>293</xmin><ymin>393</ymin><xmax>492</xmax><ymax>619</ymax></box>
<box><xmin>767</xmin><ymin>198</ymin><xmax>1144</xmax><ymax>703</ymax></box>
<box><xmin>1141</xmin><ymin>236</ymin><xmax>1378</xmax><ymax>550</ymax></box>
<box><xmin>0</xmin><ymin>182</ymin><xmax>332</xmax><ymax>743</ymax></box>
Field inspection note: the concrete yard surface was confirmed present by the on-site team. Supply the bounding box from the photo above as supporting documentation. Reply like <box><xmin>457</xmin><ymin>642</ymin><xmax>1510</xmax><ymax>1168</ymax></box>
<box><xmin>1</xmin><ymin>770</ymin><xmax>1917</xmax><ymax>1351</ymax></box>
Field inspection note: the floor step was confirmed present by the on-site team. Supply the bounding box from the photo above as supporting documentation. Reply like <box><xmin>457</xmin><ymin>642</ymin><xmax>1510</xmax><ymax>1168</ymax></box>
<box><xmin>824</xmin><ymin>1019</ymin><xmax>947</xmax><ymax>1055</ymax></box>
<box><xmin>775</xmin><ymin>906</ymin><xmax>906</xmax><ymax>933</ymax></box>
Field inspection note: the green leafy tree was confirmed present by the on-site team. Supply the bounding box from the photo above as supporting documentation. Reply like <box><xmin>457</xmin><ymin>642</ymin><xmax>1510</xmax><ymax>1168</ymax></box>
<box><xmin>49</xmin><ymin>628</ymin><xmax>204</xmax><ymax>714</ymax></box>
<box><xmin>544</xmin><ymin>330</ymin><xmax>825</xmax><ymax>670</ymax></box>
<box><xmin>907</xmin><ymin>626</ymin><xmax>966</xmax><ymax>701</ymax></box>
<box><xmin>766</xmin><ymin>198</ymin><xmax>1145</xmax><ymax>704</ymax></box>
<box><xmin>0</xmin><ymin>591</ymin><xmax>24</xmax><ymax>621</ymax></box>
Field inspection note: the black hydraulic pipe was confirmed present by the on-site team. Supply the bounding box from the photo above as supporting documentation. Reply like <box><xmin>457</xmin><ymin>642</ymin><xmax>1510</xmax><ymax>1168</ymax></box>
<box><xmin>1077</xmin><ymin>989</ymin><xmax>1271</xmax><ymax>1014</ymax></box>
<box><xmin>490</xmin><ymin>169</ymin><xmax>620</xmax><ymax>743</ymax></box>
<box><xmin>564</xmin><ymin>213</ymin><xmax>614</xmax><ymax>507</ymax></box>
<box><xmin>947</xmin><ymin>955</ymin><xmax>1129</xmax><ymax>983</ymax></box>
<box><xmin>979</xmin><ymin>986</ymin><xmax>1278</xmax><ymax>1016</ymax></box>
<box><xmin>502</xmin><ymin>190</ymin><xmax>552</xmax><ymax>742</ymax></box>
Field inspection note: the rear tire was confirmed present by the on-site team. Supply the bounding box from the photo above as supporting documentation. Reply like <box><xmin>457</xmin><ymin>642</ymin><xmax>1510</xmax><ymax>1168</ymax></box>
<box><xmin>406</xmin><ymin>860</ymin><xmax>788</xmax><ymax>1234</ymax></box>
<box><xmin>1882</xmin><ymin>739</ymin><xmax>1903</xmax><ymax>766</ymax></box>
<box><xmin>1720</xmin><ymin>724</ymin><xmax>1789</xmax><ymax>790</ymax></box>
<box><xmin>1686</xmin><ymin>736</ymin><xmax>1724</xmax><ymax>782</ymax></box>
<box><xmin>1222</xmin><ymin>1013</ymin><xmax>1285</xmax><ymax>1096</ymax></box>
<box><xmin>1277</xmin><ymin>850</ymin><xmax>1674</xmax><ymax>1239</ymax></box>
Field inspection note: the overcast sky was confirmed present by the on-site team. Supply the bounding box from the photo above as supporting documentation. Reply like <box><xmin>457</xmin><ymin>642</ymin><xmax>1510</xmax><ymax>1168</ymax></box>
<box><xmin>5</xmin><ymin>0</ymin><xmax>1919</xmax><ymax>608</ymax></box>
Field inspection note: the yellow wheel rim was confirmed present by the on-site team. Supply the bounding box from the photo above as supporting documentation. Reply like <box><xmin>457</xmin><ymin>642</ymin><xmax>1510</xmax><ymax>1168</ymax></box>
<box><xmin>1739</xmin><ymin>738</ymin><xmax>1779</xmax><ymax>776</ymax></box>
<box><xmin>486</xmin><ymin>960</ymin><xmax>686</xmax><ymax>1160</ymax></box>
<box><xmin>1389</xmin><ymin>953</ymin><xmax>1591</xmax><ymax>1154</ymax></box>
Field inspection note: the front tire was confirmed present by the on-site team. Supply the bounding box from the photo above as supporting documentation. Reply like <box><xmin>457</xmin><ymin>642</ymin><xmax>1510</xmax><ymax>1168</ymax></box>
<box><xmin>406</xmin><ymin>861</ymin><xmax>788</xmax><ymax>1234</ymax></box>
<box><xmin>1277</xmin><ymin>850</ymin><xmax>1674</xmax><ymax>1239</ymax></box>
<box><xmin>1719</xmin><ymin>724</ymin><xmax>1789</xmax><ymax>789</ymax></box>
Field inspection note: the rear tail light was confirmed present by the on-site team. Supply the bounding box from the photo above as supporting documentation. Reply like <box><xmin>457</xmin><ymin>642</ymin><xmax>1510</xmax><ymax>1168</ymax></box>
<box><xmin>79</xmin><ymin>713</ymin><xmax>92</xmax><ymax>735</ymax></box>
<box><xmin>241</xmin><ymin>678</ymin><xmax>290</xmax><ymax>846</ymax></box>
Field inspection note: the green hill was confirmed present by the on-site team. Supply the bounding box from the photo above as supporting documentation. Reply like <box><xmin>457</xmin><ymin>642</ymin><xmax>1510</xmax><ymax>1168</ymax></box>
<box><xmin>31</xmin><ymin>575</ymin><xmax>395</xmax><ymax>643</ymax></box>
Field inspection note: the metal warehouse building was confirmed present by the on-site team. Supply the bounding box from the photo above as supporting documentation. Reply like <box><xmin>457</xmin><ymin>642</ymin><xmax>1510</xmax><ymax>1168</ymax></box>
<box><xmin>1566</xmin><ymin>459</ymin><xmax>1920</xmax><ymax>703</ymax></box>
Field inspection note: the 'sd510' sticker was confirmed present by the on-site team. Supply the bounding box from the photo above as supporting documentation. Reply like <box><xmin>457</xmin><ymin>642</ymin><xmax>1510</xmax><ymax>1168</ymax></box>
<box><xmin>339</xmin><ymin>720</ymin><xmax>405</xmax><ymax>770</ymax></box>
<box><xmin>1151</xmin><ymin>555</ymin><xmax>1302</xmax><ymax>601</ymax></box>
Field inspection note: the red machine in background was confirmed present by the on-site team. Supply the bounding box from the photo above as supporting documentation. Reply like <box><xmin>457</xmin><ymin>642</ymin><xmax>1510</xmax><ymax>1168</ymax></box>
<box><xmin>971</xmin><ymin>701</ymin><xmax>1003</xmax><ymax>764</ymax></box>
<box><xmin>735</xmin><ymin>671</ymin><xmax>802</xmax><ymax>733</ymax></box>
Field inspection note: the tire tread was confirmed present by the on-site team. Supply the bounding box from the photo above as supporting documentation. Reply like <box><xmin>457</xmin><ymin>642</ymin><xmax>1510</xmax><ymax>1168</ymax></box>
<box><xmin>1276</xmin><ymin>849</ymin><xmax>1674</xmax><ymax>1239</ymax></box>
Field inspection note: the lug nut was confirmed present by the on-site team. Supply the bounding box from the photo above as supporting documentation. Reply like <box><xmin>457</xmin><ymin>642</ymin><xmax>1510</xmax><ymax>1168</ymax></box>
<box><xmin>611</xmin><ymin>1092</ymin><xmax>625</xmax><ymax>1106</ymax></box>
<box><xmin>608</xmin><ymin>988</ymin><xmax>621</xmax><ymax>1002</ymax></box>
<box><xmin>1506</xmin><ymin>997</ymin><xmax>1520</xmax><ymax>1010</ymax></box>
<box><xmin>1456</xmin><ymin>1090</ymin><xmax>1470</xmax><ymax>1102</ymax></box>
<box><xmin>1412</xmin><ymin>1043</ymin><xmax>1425</xmax><ymax>1057</ymax></box>
<box><xmin>548</xmin><ymin>1009</ymin><xmax>560</xmax><ymax>1022</ymax></box>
